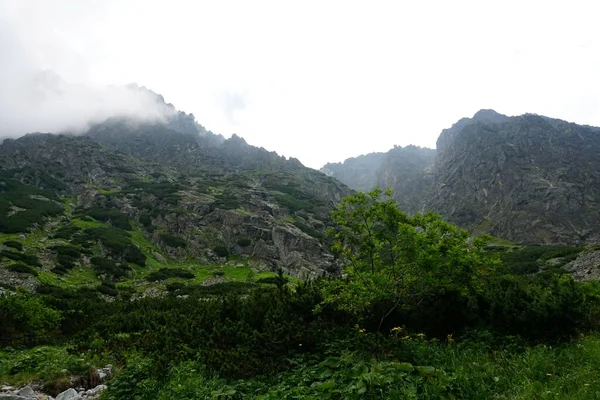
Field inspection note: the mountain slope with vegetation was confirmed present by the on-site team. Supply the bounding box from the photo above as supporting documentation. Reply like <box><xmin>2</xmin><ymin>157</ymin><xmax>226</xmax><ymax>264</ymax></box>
<box><xmin>0</xmin><ymin>91</ymin><xmax>350</xmax><ymax>298</ymax></box>
<box><xmin>2</xmin><ymin>189</ymin><xmax>600</xmax><ymax>399</ymax></box>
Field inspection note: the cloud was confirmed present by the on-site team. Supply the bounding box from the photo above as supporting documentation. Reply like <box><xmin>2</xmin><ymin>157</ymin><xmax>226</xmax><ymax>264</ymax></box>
<box><xmin>222</xmin><ymin>91</ymin><xmax>247</xmax><ymax>124</ymax></box>
<box><xmin>0</xmin><ymin>17</ymin><xmax>175</xmax><ymax>138</ymax></box>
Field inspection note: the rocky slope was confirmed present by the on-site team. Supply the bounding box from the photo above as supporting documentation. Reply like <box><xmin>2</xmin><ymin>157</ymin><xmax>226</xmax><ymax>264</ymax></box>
<box><xmin>0</xmin><ymin>89</ymin><xmax>351</xmax><ymax>295</ymax></box>
<box><xmin>323</xmin><ymin>110</ymin><xmax>600</xmax><ymax>244</ymax></box>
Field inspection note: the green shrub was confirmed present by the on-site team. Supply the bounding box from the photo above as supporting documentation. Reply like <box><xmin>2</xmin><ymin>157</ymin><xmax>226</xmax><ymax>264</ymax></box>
<box><xmin>91</xmin><ymin>257</ymin><xmax>130</xmax><ymax>279</ymax></box>
<box><xmin>146</xmin><ymin>268</ymin><xmax>194</xmax><ymax>282</ymax></box>
<box><xmin>97</xmin><ymin>282</ymin><xmax>119</xmax><ymax>297</ymax></box>
<box><xmin>7</xmin><ymin>263</ymin><xmax>38</xmax><ymax>276</ymax></box>
<box><xmin>0</xmin><ymin>177</ymin><xmax>63</xmax><ymax>233</ymax></box>
<box><xmin>159</xmin><ymin>233</ymin><xmax>187</xmax><ymax>248</ymax></box>
<box><xmin>139</xmin><ymin>214</ymin><xmax>152</xmax><ymax>227</ymax></box>
<box><xmin>1</xmin><ymin>250</ymin><xmax>41</xmax><ymax>267</ymax></box>
<box><xmin>53</xmin><ymin>225</ymin><xmax>81</xmax><ymax>239</ymax></box>
<box><xmin>213</xmin><ymin>246</ymin><xmax>229</xmax><ymax>258</ymax></box>
<box><xmin>79</xmin><ymin>207</ymin><xmax>132</xmax><ymax>230</ymax></box>
<box><xmin>3</xmin><ymin>240</ymin><xmax>23</xmax><ymax>251</ymax></box>
<box><xmin>0</xmin><ymin>294</ymin><xmax>62</xmax><ymax>346</ymax></box>
<box><xmin>236</xmin><ymin>237</ymin><xmax>252</xmax><ymax>247</ymax></box>
<box><xmin>82</xmin><ymin>227</ymin><xmax>145</xmax><ymax>266</ymax></box>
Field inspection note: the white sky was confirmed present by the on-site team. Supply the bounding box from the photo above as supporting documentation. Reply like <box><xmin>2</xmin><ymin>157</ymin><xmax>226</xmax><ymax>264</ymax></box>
<box><xmin>1</xmin><ymin>0</ymin><xmax>600</xmax><ymax>168</ymax></box>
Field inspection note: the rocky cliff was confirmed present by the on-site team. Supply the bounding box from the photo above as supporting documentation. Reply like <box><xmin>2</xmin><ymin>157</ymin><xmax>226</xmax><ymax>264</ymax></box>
<box><xmin>0</xmin><ymin>90</ymin><xmax>352</xmax><ymax>295</ymax></box>
<box><xmin>323</xmin><ymin>110</ymin><xmax>600</xmax><ymax>244</ymax></box>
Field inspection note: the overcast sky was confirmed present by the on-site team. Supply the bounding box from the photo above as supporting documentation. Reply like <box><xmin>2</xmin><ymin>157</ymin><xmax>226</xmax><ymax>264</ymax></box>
<box><xmin>1</xmin><ymin>0</ymin><xmax>599</xmax><ymax>168</ymax></box>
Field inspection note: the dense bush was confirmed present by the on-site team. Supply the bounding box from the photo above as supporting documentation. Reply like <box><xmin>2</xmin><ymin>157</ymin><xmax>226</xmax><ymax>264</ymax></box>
<box><xmin>146</xmin><ymin>268</ymin><xmax>194</xmax><ymax>281</ymax></box>
<box><xmin>79</xmin><ymin>207</ymin><xmax>132</xmax><ymax>230</ymax></box>
<box><xmin>159</xmin><ymin>233</ymin><xmax>187</xmax><ymax>248</ymax></box>
<box><xmin>91</xmin><ymin>257</ymin><xmax>131</xmax><ymax>279</ymax></box>
<box><xmin>0</xmin><ymin>250</ymin><xmax>41</xmax><ymax>267</ymax></box>
<box><xmin>97</xmin><ymin>282</ymin><xmax>119</xmax><ymax>297</ymax></box>
<box><xmin>3</xmin><ymin>240</ymin><xmax>23</xmax><ymax>251</ymax></box>
<box><xmin>236</xmin><ymin>237</ymin><xmax>252</xmax><ymax>247</ymax></box>
<box><xmin>54</xmin><ymin>225</ymin><xmax>81</xmax><ymax>240</ymax></box>
<box><xmin>213</xmin><ymin>245</ymin><xmax>229</xmax><ymax>258</ymax></box>
<box><xmin>212</xmin><ymin>191</ymin><xmax>241</xmax><ymax>210</ymax></box>
<box><xmin>0</xmin><ymin>177</ymin><xmax>63</xmax><ymax>233</ymax></box>
<box><xmin>498</xmin><ymin>245</ymin><xmax>583</xmax><ymax>275</ymax></box>
<box><xmin>0</xmin><ymin>294</ymin><xmax>62</xmax><ymax>346</ymax></box>
<box><xmin>82</xmin><ymin>227</ymin><xmax>145</xmax><ymax>266</ymax></box>
<box><xmin>7</xmin><ymin>263</ymin><xmax>38</xmax><ymax>276</ymax></box>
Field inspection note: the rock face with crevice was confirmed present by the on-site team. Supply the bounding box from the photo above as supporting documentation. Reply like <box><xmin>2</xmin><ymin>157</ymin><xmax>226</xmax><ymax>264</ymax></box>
<box><xmin>323</xmin><ymin>110</ymin><xmax>600</xmax><ymax>244</ymax></box>
<box><xmin>0</xmin><ymin>88</ymin><xmax>351</xmax><ymax>282</ymax></box>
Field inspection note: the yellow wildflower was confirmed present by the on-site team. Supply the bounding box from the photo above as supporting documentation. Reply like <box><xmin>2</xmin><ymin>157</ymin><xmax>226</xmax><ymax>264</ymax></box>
<box><xmin>391</xmin><ymin>326</ymin><xmax>403</xmax><ymax>332</ymax></box>
<box><xmin>358</xmin><ymin>328</ymin><xmax>366</xmax><ymax>333</ymax></box>
<box><xmin>584</xmin><ymin>384</ymin><xmax>590</xmax><ymax>387</ymax></box>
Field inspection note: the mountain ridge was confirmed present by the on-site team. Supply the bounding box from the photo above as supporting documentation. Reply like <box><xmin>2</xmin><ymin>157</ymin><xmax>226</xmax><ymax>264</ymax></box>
<box><xmin>322</xmin><ymin>109</ymin><xmax>600</xmax><ymax>244</ymax></box>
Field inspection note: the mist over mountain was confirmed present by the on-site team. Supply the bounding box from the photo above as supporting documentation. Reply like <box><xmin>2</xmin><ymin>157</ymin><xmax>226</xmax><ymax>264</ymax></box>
<box><xmin>323</xmin><ymin>110</ymin><xmax>600</xmax><ymax>244</ymax></box>
<box><xmin>0</xmin><ymin>90</ymin><xmax>351</xmax><ymax>289</ymax></box>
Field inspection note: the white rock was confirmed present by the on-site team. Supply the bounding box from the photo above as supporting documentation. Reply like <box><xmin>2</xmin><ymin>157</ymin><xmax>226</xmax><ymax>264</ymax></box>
<box><xmin>16</xmin><ymin>387</ymin><xmax>35</xmax><ymax>399</ymax></box>
<box><xmin>55</xmin><ymin>389</ymin><xmax>80</xmax><ymax>400</ymax></box>
<box><xmin>84</xmin><ymin>385</ymin><xmax>106</xmax><ymax>398</ymax></box>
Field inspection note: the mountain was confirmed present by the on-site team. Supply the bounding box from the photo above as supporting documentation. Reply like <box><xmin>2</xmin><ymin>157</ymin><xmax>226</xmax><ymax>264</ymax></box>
<box><xmin>322</xmin><ymin>110</ymin><xmax>600</xmax><ymax>244</ymax></box>
<box><xmin>0</xmin><ymin>90</ymin><xmax>351</xmax><ymax>294</ymax></box>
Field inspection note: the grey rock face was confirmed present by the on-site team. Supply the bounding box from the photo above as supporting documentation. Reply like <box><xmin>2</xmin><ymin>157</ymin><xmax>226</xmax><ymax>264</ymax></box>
<box><xmin>323</xmin><ymin>110</ymin><xmax>600</xmax><ymax>244</ymax></box>
<box><xmin>15</xmin><ymin>387</ymin><xmax>35</xmax><ymax>399</ymax></box>
<box><xmin>564</xmin><ymin>250</ymin><xmax>600</xmax><ymax>281</ymax></box>
<box><xmin>428</xmin><ymin>112</ymin><xmax>600</xmax><ymax>244</ymax></box>
<box><xmin>0</xmin><ymin>112</ymin><xmax>351</xmax><ymax>277</ymax></box>
<box><xmin>55</xmin><ymin>388</ymin><xmax>80</xmax><ymax>400</ymax></box>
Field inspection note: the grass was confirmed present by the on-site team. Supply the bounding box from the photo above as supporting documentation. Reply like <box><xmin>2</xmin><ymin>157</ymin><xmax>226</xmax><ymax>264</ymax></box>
<box><xmin>0</xmin><ymin>346</ymin><xmax>103</xmax><ymax>389</ymax></box>
<box><xmin>71</xmin><ymin>217</ymin><xmax>106</xmax><ymax>230</ymax></box>
<box><xmin>38</xmin><ymin>267</ymin><xmax>101</xmax><ymax>289</ymax></box>
<box><xmin>100</xmin><ymin>333</ymin><xmax>600</xmax><ymax>399</ymax></box>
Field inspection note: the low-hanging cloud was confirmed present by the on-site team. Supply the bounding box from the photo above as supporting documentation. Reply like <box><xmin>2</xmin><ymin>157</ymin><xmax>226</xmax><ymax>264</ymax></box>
<box><xmin>0</xmin><ymin>20</ymin><xmax>175</xmax><ymax>138</ymax></box>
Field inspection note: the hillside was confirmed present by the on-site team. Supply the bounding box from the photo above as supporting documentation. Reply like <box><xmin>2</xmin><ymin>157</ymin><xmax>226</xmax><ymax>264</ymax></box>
<box><xmin>322</xmin><ymin>110</ymin><xmax>600</xmax><ymax>244</ymax></box>
<box><xmin>0</xmin><ymin>92</ymin><xmax>351</xmax><ymax>297</ymax></box>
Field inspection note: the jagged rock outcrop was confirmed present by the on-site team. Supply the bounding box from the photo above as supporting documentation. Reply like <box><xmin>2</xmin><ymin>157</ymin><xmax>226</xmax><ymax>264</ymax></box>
<box><xmin>428</xmin><ymin>110</ymin><xmax>600</xmax><ymax>244</ymax></box>
<box><xmin>322</xmin><ymin>152</ymin><xmax>387</xmax><ymax>193</ymax></box>
<box><xmin>323</xmin><ymin>110</ymin><xmax>600</xmax><ymax>244</ymax></box>
<box><xmin>564</xmin><ymin>250</ymin><xmax>600</xmax><ymax>281</ymax></box>
<box><xmin>0</xmin><ymin>95</ymin><xmax>351</xmax><ymax>280</ymax></box>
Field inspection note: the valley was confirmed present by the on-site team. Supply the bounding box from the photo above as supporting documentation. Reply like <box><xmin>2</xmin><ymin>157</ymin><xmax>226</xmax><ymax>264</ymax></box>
<box><xmin>2</xmin><ymin>102</ymin><xmax>600</xmax><ymax>399</ymax></box>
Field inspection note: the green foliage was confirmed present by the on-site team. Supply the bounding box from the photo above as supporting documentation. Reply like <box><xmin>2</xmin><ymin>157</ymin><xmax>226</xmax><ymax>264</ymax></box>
<box><xmin>82</xmin><ymin>227</ymin><xmax>146</xmax><ymax>266</ymax></box>
<box><xmin>139</xmin><ymin>213</ymin><xmax>152</xmax><ymax>227</ymax></box>
<box><xmin>213</xmin><ymin>190</ymin><xmax>241</xmax><ymax>210</ymax></box>
<box><xmin>146</xmin><ymin>268</ymin><xmax>194</xmax><ymax>281</ymax></box>
<box><xmin>159</xmin><ymin>233</ymin><xmax>187</xmax><ymax>248</ymax></box>
<box><xmin>0</xmin><ymin>294</ymin><xmax>62</xmax><ymax>346</ymax></box>
<box><xmin>97</xmin><ymin>282</ymin><xmax>119</xmax><ymax>297</ymax></box>
<box><xmin>480</xmin><ymin>274</ymin><xmax>593</xmax><ymax>339</ymax></box>
<box><xmin>0</xmin><ymin>176</ymin><xmax>63</xmax><ymax>233</ymax></box>
<box><xmin>167</xmin><ymin>282</ymin><xmax>257</xmax><ymax>297</ymax></box>
<box><xmin>236</xmin><ymin>237</ymin><xmax>252</xmax><ymax>247</ymax></box>
<box><xmin>292</xmin><ymin>219</ymin><xmax>324</xmax><ymax>239</ymax></box>
<box><xmin>263</xmin><ymin>180</ymin><xmax>324</xmax><ymax>213</ymax></box>
<box><xmin>0</xmin><ymin>346</ymin><xmax>95</xmax><ymax>390</ymax></box>
<box><xmin>213</xmin><ymin>245</ymin><xmax>229</xmax><ymax>258</ymax></box>
<box><xmin>497</xmin><ymin>245</ymin><xmax>583</xmax><ymax>275</ymax></box>
<box><xmin>91</xmin><ymin>257</ymin><xmax>131</xmax><ymax>279</ymax></box>
<box><xmin>1</xmin><ymin>249</ymin><xmax>41</xmax><ymax>267</ymax></box>
<box><xmin>321</xmin><ymin>188</ymin><xmax>498</xmax><ymax>331</ymax></box>
<box><xmin>7</xmin><ymin>263</ymin><xmax>38</xmax><ymax>276</ymax></box>
<box><xmin>79</xmin><ymin>207</ymin><xmax>132</xmax><ymax>230</ymax></box>
<box><xmin>3</xmin><ymin>240</ymin><xmax>23</xmax><ymax>251</ymax></box>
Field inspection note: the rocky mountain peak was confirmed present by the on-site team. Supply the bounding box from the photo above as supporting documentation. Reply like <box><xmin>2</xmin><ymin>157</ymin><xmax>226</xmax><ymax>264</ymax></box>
<box><xmin>323</xmin><ymin>110</ymin><xmax>600</xmax><ymax>244</ymax></box>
